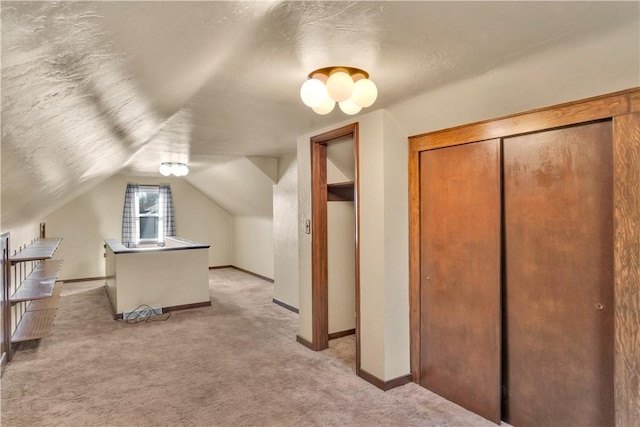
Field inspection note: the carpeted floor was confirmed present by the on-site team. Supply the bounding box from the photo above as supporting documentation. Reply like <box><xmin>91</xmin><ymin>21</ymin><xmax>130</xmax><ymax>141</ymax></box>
<box><xmin>1</xmin><ymin>268</ymin><xmax>494</xmax><ymax>426</ymax></box>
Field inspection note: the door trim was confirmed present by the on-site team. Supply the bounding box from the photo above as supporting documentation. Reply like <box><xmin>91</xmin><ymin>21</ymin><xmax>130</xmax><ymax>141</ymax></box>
<box><xmin>309</xmin><ymin>123</ymin><xmax>361</xmax><ymax>374</ymax></box>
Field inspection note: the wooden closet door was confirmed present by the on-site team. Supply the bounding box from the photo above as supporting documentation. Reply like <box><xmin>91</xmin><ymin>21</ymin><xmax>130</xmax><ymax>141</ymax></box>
<box><xmin>420</xmin><ymin>139</ymin><xmax>501</xmax><ymax>423</ymax></box>
<box><xmin>503</xmin><ymin>121</ymin><xmax>614</xmax><ymax>426</ymax></box>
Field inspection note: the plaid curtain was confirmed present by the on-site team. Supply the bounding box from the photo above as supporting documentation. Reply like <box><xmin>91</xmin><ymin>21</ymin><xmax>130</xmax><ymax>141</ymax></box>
<box><xmin>122</xmin><ymin>184</ymin><xmax>140</xmax><ymax>248</ymax></box>
<box><xmin>159</xmin><ymin>184</ymin><xmax>176</xmax><ymax>242</ymax></box>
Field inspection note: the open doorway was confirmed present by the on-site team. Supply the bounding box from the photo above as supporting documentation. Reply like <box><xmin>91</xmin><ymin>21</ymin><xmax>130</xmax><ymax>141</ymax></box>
<box><xmin>309</xmin><ymin>123</ymin><xmax>360</xmax><ymax>374</ymax></box>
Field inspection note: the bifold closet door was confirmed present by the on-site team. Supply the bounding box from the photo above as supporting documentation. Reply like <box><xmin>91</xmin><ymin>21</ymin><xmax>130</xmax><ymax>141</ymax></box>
<box><xmin>420</xmin><ymin>139</ymin><xmax>501</xmax><ymax>423</ymax></box>
<box><xmin>503</xmin><ymin>121</ymin><xmax>614</xmax><ymax>426</ymax></box>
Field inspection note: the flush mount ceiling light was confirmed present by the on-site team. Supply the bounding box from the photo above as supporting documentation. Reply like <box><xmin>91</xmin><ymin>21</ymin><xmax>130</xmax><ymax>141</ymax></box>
<box><xmin>159</xmin><ymin>162</ymin><xmax>189</xmax><ymax>177</ymax></box>
<box><xmin>300</xmin><ymin>66</ymin><xmax>378</xmax><ymax>115</ymax></box>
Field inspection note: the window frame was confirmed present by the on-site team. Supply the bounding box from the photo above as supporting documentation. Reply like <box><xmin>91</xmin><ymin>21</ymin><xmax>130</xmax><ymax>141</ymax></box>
<box><xmin>137</xmin><ymin>185</ymin><xmax>160</xmax><ymax>244</ymax></box>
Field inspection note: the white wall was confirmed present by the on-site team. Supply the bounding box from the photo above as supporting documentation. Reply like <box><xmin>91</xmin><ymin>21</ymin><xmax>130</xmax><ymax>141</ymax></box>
<box><xmin>327</xmin><ymin>201</ymin><xmax>356</xmax><ymax>334</ymax></box>
<box><xmin>273</xmin><ymin>153</ymin><xmax>298</xmax><ymax>308</ymax></box>
<box><xmin>2</xmin><ymin>221</ymin><xmax>41</xmax><ymax>332</ymax></box>
<box><xmin>297</xmin><ymin>133</ymin><xmax>313</xmax><ymax>341</ymax></box>
<box><xmin>356</xmin><ymin>111</ymin><xmax>388</xmax><ymax>379</ymax></box>
<box><xmin>327</xmin><ymin>141</ymin><xmax>357</xmax><ymax>335</ymax></box>
<box><xmin>2</xmin><ymin>221</ymin><xmax>41</xmax><ymax>257</ymax></box>
<box><xmin>233</xmin><ymin>216</ymin><xmax>274</xmax><ymax>280</ymax></box>
<box><xmin>327</xmin><ymin>157</ymin><xmax>350</xmax><ymax>184</ymax></box>
<box><xmin>381</xmin><ymin>110</ymin><xmax>410</xmax><ymax>379</ymax></box>
<box><xmin>44</xmin><ymin>174</ymin><xmax>233</xmax><ymax>280</ymax></box>
<box><xmin>297</xmin><ymin>111</ymin><xmax>406</xmax><ymax>380</ymax></box>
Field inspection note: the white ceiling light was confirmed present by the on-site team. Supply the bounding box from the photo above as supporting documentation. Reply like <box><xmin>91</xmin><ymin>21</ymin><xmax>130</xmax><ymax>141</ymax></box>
<box><xmin>326</xmin><ymin>70</ymin><xmax>354</xmax><ymax>102</ymax></box>
<box><xmin>338</xmin><ymin>99</ymin><xmax>362</xmax><ymax>115</ymax></box>
<box><xmin>300</xmin><ymin>66</ymin><xmax>377</xmax><ymax>115</ymax></box>
<box><xmin>159</xmin><ymin>162</ymin><xmax>189</xmax><ymax>177</ymax></box>
<box><xmin>351</xmin><ymin>78</ymin><xmax>378</xmax><ymax>108</ymax></box>
<box><xmin>300</xmin><ymin>78</ymin><xmax>328</xmax><ymax>108</ymax></box>
<box><xmin>313</xmin><ymin>96</ymin><xmax>336</xmax><ymax>115</ymax></box>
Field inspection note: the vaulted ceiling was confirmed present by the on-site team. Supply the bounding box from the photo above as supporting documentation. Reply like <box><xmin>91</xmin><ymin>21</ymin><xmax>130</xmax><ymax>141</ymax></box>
<box><xmin>2</xmin><ymin>1</ymin><xmax>638</xmax><ymax>227</ymax></box>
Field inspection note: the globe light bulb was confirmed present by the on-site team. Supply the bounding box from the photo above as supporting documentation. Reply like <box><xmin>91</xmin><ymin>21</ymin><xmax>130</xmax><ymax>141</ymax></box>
<box><xmin>179</xmin><ymin>164</ymin><xmax>189</xmax><ymax>176</ymax></box>
<box><xmin>338</xmin><ymin>99</ymin><xmax>362</xmax><ymax>115</ymax></box>
<box><xmin>351</xmin><ymin>78</ymin><xmax>378</xmax><ymax>108</ymax></box>
<box><xmin>300</xmin><ymin>78</ymin><xmax>328</xmax><ymax>108</ymax></box>
<box><xmin>159</xmin><ymin>163</ymin><xmax>171</xmax><ymax>176</ymax></box>
<box><xmin>170</xmin><ymin>163</ymin><xmax>182</xmax><ymax>176</ymax></box>
<box><xmin>312</xmin><ymin>96</ymin><xmax>336</xmax><ymax>115</ymax></box>
<box><xmin>326</xmin><ymin>71</ymin><xmax>354</xmax><ymax>102</ymax></box>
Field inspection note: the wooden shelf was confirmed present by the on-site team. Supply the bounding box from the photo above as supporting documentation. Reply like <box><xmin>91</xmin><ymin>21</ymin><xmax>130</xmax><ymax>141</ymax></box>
<box><xmin>10</xmin><ymin>259</ymin><xmax>63</xmax><ymax>303</ymax></box>
<box><xmin>11</xmin><ymin>279</ymin><xmax>55</xmax><ymax>303</ymax></box>
<box><xmin>25</xmin><ymin>260</ymin><xmax>63</xmax><ymax>280</ymax></box>
<box><xmin>27</xmin><ymin>283</ymin><xmax>62</xmax><ymax>311</ymax></box>
<box><xmin>10</xmin><ymin>238</ymin><xmax>62</xmax><ymax>264</ymax></box>
<box><xmin>327</xmin><ymin>181</ymin><xmax>354</xmax><ymax>202</ymax></box>
<box><xmin>8</xmin><ymin>238</ymin><xmax>63</xmax><ymax>345</ymax></box>
<box><xmin>11</xmin><ymin>309</ymin><xmax>57</xmax><ymax>343</ymax></box>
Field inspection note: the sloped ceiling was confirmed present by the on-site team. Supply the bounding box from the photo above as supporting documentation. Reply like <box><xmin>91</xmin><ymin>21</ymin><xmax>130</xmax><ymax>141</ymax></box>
<box><xmin>187</xmin><ymin>156</ymin><xmax>276</xmax><ymax>218</ymax></box>
<box><xmin>2</xmin><ymin>1</ymin><xmax>638</xmax><ymax>227</ymax></box>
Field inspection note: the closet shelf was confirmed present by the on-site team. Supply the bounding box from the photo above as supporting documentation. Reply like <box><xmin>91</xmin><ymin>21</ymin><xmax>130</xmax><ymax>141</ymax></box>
<box><xmin>10</xmin><ymin>238</ymin><xmax>63</xmax><ymax>264</ymax></box>
<box><xmin>327</xmin><ymin>181</ymin><xmax>354</xmax><ymax>202</ymax></box>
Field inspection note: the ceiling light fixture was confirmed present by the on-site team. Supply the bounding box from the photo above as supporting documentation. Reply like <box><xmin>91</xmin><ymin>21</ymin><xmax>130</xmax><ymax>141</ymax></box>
<box><xmin>159</xmin><ymin>162</ymin><xmax>189</xmax><ymax>177</ymax></box>
<box><xmin>300</xmin><ymin>66</ymin><xmax>378</xmax><ymax>115</ymax></box>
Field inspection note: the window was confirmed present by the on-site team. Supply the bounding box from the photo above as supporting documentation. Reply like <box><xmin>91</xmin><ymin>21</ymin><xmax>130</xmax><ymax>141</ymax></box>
<box><xmin>122</xmin><ymin>183</ymin><xmax>175</xmax><ymax>248</ymax></box>
<box><xmin>138</xmin><ymin>186</ymin><xmax>159</xmax><ymax>242</ymax></box>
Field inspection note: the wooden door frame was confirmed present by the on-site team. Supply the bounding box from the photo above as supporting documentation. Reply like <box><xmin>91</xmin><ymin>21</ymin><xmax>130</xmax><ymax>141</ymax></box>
<box><xmin>408</xmin><ymin>88</ymin><xmax>640</xmax><ymax>425</ymax></box>
<box><xmin>309</xmin><ymin>123</ymin><xmax>361</xmax><ymax>373</ymax></box>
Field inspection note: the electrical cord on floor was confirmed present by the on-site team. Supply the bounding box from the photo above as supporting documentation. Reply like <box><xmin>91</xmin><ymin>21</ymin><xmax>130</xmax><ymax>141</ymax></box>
<box><xmin>124</xmin><ymin>304</ymin><xmax>171</xmax><ymax>324</ymax></box>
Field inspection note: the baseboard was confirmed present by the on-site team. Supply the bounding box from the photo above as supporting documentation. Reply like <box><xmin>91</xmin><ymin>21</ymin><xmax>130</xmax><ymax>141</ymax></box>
<box><xmin>209</xmin><ymin>265</ymin><xmax>232</xmax><ymax>270</ymax></box>
<box><xmin>114</xmin><ymin>300</ymin><xmax>212</xmax><ymax>320</ymax></box>
<box><xmin>358</xmin><ymin>369</ymin><xmax>413</xmax><ymax>391</ymax></box>
<box><xmin>62</xmin><ymin>276</ymin><xmax>106</xmax><ymax>283</ymax></box>
<box><xmin>383</xmin><ymin>373</ymin><xmax>414</xmax><ymax>390</ymax></box>
<box><xmin>272</xmin><ymin>298</ymin><xmax>299</xmax><ymax>314</ymax></box>
<box><xmin>328</xmin><ymin>328</ymin><xmax>355</xmax><ymax>340</ymax></box>
<box><xmin>296</xmin><ymin>334</ymin><xmax>315</xmax><ymax>350</ymax></box>
<box><xmin>230</xmin><ymin>265</ymin><xmax>274</xmax><ymax>283</ymax></box>
<box><xmin>163</xmin><ymin>300</ymin><xmax>211</xmax><ymax>313</ymax></box>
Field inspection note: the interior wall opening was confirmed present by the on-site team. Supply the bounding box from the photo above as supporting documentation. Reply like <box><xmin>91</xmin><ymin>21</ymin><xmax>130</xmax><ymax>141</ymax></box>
<box><xmin>308</xmin><ymin>123</ymin><xmax>361</xmax><ymax>374</ymax></box>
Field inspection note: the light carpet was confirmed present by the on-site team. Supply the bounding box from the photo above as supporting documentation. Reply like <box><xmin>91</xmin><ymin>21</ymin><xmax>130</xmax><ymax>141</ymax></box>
<box><xmin>1</xmin><ymin>267</ymin><xmax>493</xmax><ymax>426</ymax></box>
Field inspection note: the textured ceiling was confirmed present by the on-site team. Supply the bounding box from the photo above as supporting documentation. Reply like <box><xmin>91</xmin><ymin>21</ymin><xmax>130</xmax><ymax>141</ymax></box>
<box><xmin>2</xmin><ymin>1</ymin><xmax>638</xmax><ymax>226</ymax></box>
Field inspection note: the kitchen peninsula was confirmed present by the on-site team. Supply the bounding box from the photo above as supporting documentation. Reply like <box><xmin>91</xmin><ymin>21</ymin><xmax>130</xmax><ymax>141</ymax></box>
<box><xmin>104</xmin><ymin>237</ymin><xmax>211</xmax><ymax>319</ymax></box>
